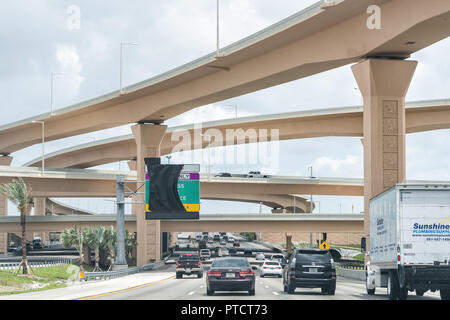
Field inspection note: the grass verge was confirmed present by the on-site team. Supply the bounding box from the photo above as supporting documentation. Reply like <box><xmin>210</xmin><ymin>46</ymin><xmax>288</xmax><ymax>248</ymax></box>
<box><xmin>0</xmin><ymin>264</ymin><xmax>84</xmax><ymax>296</ymax></box>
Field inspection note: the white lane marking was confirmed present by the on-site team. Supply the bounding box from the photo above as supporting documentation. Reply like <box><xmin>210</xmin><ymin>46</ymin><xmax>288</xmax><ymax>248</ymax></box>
<box><xmin>200</xmin><ymin>285</ymin><xmax>204</xmax><ymax>289</ymax></box>
<box><xmin>265</xmin><ymin>285</ymin><xmax>270</xmax><ymax>289</ymax></box>
<box><xmin>188</xmin><ymin>291</ymin><xmax>195</xmax><ymax>296</ymax></box>
<box><xmin>273</xmin><ymin>291</ymin><xmax>279</xmax><ymax>296</ymax></box>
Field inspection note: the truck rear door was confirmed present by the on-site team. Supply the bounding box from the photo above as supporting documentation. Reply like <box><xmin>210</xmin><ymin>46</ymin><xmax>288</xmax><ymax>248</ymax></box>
<box><xmin>400</xmin><ymin>189</ymin><xmax>450</xmax><ymax>265</ymax></box>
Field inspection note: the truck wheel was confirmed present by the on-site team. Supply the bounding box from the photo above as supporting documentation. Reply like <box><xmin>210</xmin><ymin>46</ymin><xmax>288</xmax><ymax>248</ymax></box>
<box><xmin>206</xmin><ymin>289</ymin><xmax>214</xmax><ymax>296</ymax></box>
<box><xmin>440</xmin><ymin>289</ymin><xmax>450</xmax><ymax>300</ymax></box>
<box><xmin>283</xmin><ymin>283</ymin><xmax>288</xmax><ymax>293</ymax></box>
<box><xmin>328</xmin><ymin>282</ymin><xmax>336</xmax><ymax>295</ymax></box>
<box><xmin>398</xmin><ymin>286</ymin><xmax>408</xmax><ymax>300</ymax></box>
<box><xmin>288</xmin><ymin>284</ymin><xmax>295</xmax><ymax>294</ymax></box>
<box><xmin>415</xmin><ymin>289</ymin><xmax>425</xmax><ymax>297</ymax></box>
<box><xmin>176</xmin><ymin>272</ymin><xmax>182</xmax><ymax>279</ymax></box>
<box><xmin>387</xmin><ymin>271</ymin><xmax>400</xmax><ymax>300</ymax></box>
<box><xmin>248</xmin><ymin>289</ymin><xmax>255</xmax><ymax>296</ymax></box>
<box><xmin>197</xmin><ymin>273</ymin><xmax>203</xmax><ymax>279</ymax></box>
<box><xmin>367</xmin><ymin>288</ymin><xmax>376</xmax><ymax>295</ymax></box>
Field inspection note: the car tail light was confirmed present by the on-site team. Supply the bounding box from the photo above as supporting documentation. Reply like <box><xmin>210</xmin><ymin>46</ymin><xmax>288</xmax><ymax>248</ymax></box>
<box><xmin>198</xmin><ymin>262</ymin><xmax>201</xmax><ymax>267</ymax></box>
<box><xmin>397</xmin><ymin>255</ymin><xmax>401</xmax><ymax>262</ymax></box>
<box><xmin>176</xmin><ymin>262</ymin><xmax>179</xmax><ymax>267</ymax></box>
<box><xmin>277</xmin><ymin>267</ymin><xmax>281</xmax><ymax>269</ymax></box>
<box><xmin>239</xmin><ymin>270</ymin><xmax>254</xmax><ymax>276</ymax></box>
<box><xmin>208</xmin><ymin>271</ymin><xmax>221</xmax><ymax>276</ymax></box>
<box><xmin>263</xmin><ymin>267</ymin><xmax>267</xmax><ymax>269</ymax></box>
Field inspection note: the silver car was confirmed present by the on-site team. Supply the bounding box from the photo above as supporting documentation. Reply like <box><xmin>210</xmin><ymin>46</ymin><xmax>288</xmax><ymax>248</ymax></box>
<box><xmin>255</xmin><ymin>252</ymin><xmax>266</xmax><ymax>260</ymax></box>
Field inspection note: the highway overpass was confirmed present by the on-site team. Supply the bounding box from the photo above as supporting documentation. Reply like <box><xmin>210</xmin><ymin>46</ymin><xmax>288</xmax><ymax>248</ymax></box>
<box><xmin>24</xmin><ymin>99</ymin><xmax>450</xmax><ymax>169</ymax></box>
<box><xmin>0</xmin><ymin>213</ymin><xmax>364</xmax><ymax>233</ymax></box>
<box><xmin>0</xmin><ymin>0</ymin><xmax>448</xmax><ymax>156</ymax></box>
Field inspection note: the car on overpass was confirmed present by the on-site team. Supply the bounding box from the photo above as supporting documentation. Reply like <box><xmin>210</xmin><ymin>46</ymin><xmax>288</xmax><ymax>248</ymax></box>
<box><xmin>215</xmin><ymin>172</ymin><xmax>232</xmax><ymax>177</ymax></box>
<box><xmin>283</xmin><ymin>248</ymin><xmax>336</xmax><ymax>295</ymax></box>
<box><xmin>206</xmin><ymin>257</ymin><xmax>255</xmax><ymax>296</ymax></box>
<box><xmin>246</xmin><ymin>171</ymin><xmax>268</xmax><ymax>178</ymax></box>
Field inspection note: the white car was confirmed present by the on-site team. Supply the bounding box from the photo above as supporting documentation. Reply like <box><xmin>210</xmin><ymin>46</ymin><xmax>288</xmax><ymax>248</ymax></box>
<box><xmin>255</xmin><ymin>252</ymin><xmax>266</xmax><ymax>261</ymax></box>
<box><xmin>260</xmin><ymin>261</ymin><xmax>283</xmax><ymax>278</ymax></box>
<box><xmin>200</xmin><ymin>249</ymin><xmax>211</xmax><ymax>260</ymax></box>
<box><xmin>246</xmin><ymin>171</ymin><xmax>268</xmax><ymax>178</ymax></box>
<box><xmin>220</xmin><ymin>248</ymin><xmax>230</xmax><ymax>257</ymax></box>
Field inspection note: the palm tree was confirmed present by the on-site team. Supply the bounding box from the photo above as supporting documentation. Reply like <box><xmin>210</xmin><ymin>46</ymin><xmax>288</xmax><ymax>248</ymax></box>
<box><xmin>61</xmin><ymin>225</ymin><xmax>88</xmax><ymax>272</ymax></box>
<box><xmin>0</xmin><ymin>178</ymin><xmax>33</xmax><ymax>275</ymax></box>
<box><xmin>124</xmin><ymin>230</ymin><xmax>137</xmax><ymax>262</ymax></box>
<box><xmin>86</xmin><ymin>226</ymin><xmax>107</xmax><ymax>272</ymax></box>
<box><xmin>102</xmin><ymin>226</ymin><xmax>116</xmax><ymax>269</ymax></box>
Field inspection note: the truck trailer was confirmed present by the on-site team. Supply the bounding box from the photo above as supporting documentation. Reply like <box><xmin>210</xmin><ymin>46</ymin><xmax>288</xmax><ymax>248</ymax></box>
<box><xmin>361</xmin><ymin>184</ymin><xmax>450</xmax><ymax>300</ymax></box>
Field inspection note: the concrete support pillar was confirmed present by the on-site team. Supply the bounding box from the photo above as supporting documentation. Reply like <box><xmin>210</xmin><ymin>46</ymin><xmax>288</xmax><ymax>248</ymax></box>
<box><xmin>131</xmin><ymin>124</ymin><xmax>168</xmax><ymax>266</ymax></box>
<box><xmin>352</xmin><ymin>58</ymin><xmax>417</xmax><ymax>252</ymax></box>
<box><xmin>0</xmin><ymin>156</ymin><xmax>13</xmax><ymax>254</ymax></box>
<box><xmin>32</xmin><ymin>197</ymin><xmax>48</xmax><ymax>243</ymax></box>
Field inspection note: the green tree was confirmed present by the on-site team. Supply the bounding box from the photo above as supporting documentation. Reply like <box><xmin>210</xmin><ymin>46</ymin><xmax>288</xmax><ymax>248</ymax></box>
<box><xmin>0</xmin><ymin>178</ymin><xmax>33</xmax><ymax>275</ymax></box>
<box><xmin>124</xmin><ymin>230</ymin><xmax>137</xmax><ymax>261</ymax></box>
<box><xmin>102</xmin><ymin>226</ymin><xmax>116</xmax><ymax>266</ymax></box>
<box><xmin>61</xmin><ymin>225</ymin><xmax>88</xmax><ymax>272</ymax></box>
<box><xmin>86</xmin><ymin>226</ymin><xmax>107</xmax><ymax>272</ymax></box>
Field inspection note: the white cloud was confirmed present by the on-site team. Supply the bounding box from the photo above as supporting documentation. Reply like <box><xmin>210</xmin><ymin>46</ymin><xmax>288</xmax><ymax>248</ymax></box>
<box><xmin>55</xmin><ymin>44</ymin><xmax>84</xmax><ymax>98</ymax></box>
<box><xmin>312</xmin><ymin>155</ymin><xmax>362</xmax><ymax>177</ymax></box>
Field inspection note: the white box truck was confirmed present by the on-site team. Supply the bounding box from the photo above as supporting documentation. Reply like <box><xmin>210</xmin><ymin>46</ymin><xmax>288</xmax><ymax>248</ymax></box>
<box><xmin>361</xmin><ymin>184</ymin><xmax>450</xmax><ymax>300</ymax></box>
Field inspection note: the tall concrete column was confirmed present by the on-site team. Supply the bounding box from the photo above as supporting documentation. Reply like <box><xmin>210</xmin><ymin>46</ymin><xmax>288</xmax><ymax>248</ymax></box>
<box><xmin>131</xmin><ymin>124</ymin><xmax>167</xmax><ymax>266</ymax></box>
<box><xmin>0</xmin><ymin>156</ymin><xmax>13</xmax><ymax>254</ymax></box>
<box><xmin>33</xmin><ymin>197</ymin><xmax>48</xmax><ymax>243</ymax></box>
<box><xmin>352</xmin><ymin>58</ymin><xmax>417</xmax><ymax>250</ymax></box>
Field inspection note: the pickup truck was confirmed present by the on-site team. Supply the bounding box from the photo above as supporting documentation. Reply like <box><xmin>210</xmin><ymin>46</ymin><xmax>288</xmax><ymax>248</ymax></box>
<box><xmin>176</xmin><ymin>253</ymin><xmax>203</xmax><ymax>279</ymax></box>
<box><xmin>246</xmin><ymin>171</ymin><xmax>268</xmax><ymax>178</ymax></box>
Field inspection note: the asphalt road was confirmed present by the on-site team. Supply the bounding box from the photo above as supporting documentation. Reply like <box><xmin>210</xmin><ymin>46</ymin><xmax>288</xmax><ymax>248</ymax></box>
<box><xmin>88</xmin><ymin>264</ymin><xmax>441</xmax><ymax>301</ymax></box>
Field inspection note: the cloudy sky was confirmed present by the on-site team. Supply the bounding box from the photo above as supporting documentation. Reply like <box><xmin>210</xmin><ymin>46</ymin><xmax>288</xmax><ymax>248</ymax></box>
<box><xmin>1</xmin><ymin>0</ymin><xmax>449</xmax><ymax>216</ymax></box>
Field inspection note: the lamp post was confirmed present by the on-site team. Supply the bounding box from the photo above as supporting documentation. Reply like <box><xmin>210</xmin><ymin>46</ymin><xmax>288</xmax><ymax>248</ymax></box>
<box><xmin>50</xmin><ymin>72</ymin><xmax>67</xmax><ymax>116</ymax></box>
<box><xmin>216</xmin><ymin>0</ymin><xmax>220</xmax><ymax>55</ymax></box>
<box><xmin>225</xmin><ymin>105</ymin><xmax>238</xmax><ymax>119</ymax></box>
<box><xmin>201</xmin><ymin>134</ymin><xmax>212</xmax><ymax>180</ymax></box>
<box><xmin>32</xmin><ymin>120</ymin><xmax>45</xmax><ymax>175</ymax></box>
<box><xmin>120</xmin><ymin>42</ymin><xmax>139</xmax><ymax>94</ymax></box>
<box><xmin>308</xmin><ymin>166</ymin><xmax>314</xmax><ymax>213</ymax></box>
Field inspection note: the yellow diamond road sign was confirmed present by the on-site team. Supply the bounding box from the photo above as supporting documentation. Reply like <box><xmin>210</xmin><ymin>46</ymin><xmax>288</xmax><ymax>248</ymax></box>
<box><xmin>319</xmin><ymin>241</ymin><xmax>330</xmax><ymax>250</ymax></box>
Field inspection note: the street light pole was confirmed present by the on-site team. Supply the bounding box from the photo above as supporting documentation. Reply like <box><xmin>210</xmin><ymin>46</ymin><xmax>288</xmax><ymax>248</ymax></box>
<box><xmin>50</xmin><ymin>72</ymin><xmax>67</xmax><ymax>116</ymax></box>
<box><xmin>216</xmin><ymin>0</ymin><xmax>220</xmax><ymax>55</ymax></box>
<box><xmin>32</xmin><ymin>121</ymin><xmax>45</xmax><ymax>175</ymax></box>
<box><xmin>225</xmin><ymin>105</ymin><xmax>238</xmax><ymax>119</ymax></box>
<box><xmin>201</xmin><ymin>134</ymin><xmax>212</xmax><ymax>181</ymax></box>
<box><xmin>120</xmin><ymin>42</ymin><xmax>139</xmax><ymax>94</ymax></box>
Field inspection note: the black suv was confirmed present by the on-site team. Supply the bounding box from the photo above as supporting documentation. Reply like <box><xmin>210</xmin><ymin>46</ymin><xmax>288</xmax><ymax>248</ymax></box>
<box><xmin>283</xmin><ymin>248</ymin><xmax>336</xmax><ymax>295</ymax></box>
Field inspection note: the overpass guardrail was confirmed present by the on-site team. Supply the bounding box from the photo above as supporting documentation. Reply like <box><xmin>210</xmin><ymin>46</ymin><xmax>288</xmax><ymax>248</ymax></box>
<box><xmin>82</xmin><ymin>261</ymin><xmax>165</xmax><ymax>281</ymax></box>
<box><xmin>0</xmin><ymin>257</ymin><xmax>78</xmax><ymax>270</ymax></box>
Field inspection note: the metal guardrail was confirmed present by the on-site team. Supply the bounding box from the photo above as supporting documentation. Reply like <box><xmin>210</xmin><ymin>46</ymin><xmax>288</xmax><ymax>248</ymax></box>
<box><xmin>0</xmin><ymin>257</ymin><xmax>78</xmax><ymax>270</ymax></box>
<box><xmin>337</xmin><ymin>259</ymin><xmax>364</xmax><ymax>270</ymax></box>
<box><xmin>82</xmin><ymin>261</ymin><xmax>165</xmax><ymax>281</ymax></box>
